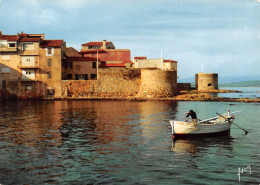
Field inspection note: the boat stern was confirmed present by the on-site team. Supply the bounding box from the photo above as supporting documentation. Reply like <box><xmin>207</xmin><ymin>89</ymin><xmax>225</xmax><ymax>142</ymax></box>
<box><xmin>169</xmin><ymin>120</ymin><xmax>175</xmax><ymax>136</ymax></box>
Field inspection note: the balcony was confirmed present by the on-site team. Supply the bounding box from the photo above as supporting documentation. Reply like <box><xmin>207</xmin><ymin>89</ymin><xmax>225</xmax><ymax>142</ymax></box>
<box><xmin>18</xmin><ymin>60</ymin><xmax>39</xmax><ymax>69</ymax></box>
<box><xmin>0</xmin><ymin>46</ymin><xmax>18</xmax><ymax>53</ymax></box>
<box><xmin>19</xmin><ymin>76</ymin><xmax>38</xmax><ymax>82</ymax></box>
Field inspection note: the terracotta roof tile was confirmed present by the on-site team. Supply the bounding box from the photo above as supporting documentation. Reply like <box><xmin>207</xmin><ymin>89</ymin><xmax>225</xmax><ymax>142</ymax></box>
<box><xmin>66</xmin><ymin>47</ymin><xmax>79</xmax><ymax>57</ymax></box>
<box><xmin>164</xmin><ymin>59</ymin><xmax>178</xmax><ymax>63</ymax></box>
<box><xmin>66</xmin><ymin>57</ymin><xmax>104</xmax><ymax>62</ymax></box>
<box><xmin>134</xmin><ymin>56</ymin><xmax>147</xmax><ymax>60</ymax></box>
<box><xmin>40</xmin><ymin>40</ymin><xmax>63</xmax><ymax>48</ymax></box>
<box><xmin>100</xmin><ymin>63</ymin><xmax>125</xmax><ymax>67</ymax></box>
<box><xmin>79</xmin><ymin>49</ymin><xmax>106</xmax><ymax>54</ymax></box>
<box><xmin>0</xmin><ymin>35</ymin><xmax>18</xmax><ymax>41</ymax></box>
<box><xmin>19</xmin><ymin>35</ymin><xmax>42</xmax><ymax>42</ymax></box>
<box><xmin>82</xmin><ymin>41</ymin><xmax>112</xmax><ymax>46</ymax></box>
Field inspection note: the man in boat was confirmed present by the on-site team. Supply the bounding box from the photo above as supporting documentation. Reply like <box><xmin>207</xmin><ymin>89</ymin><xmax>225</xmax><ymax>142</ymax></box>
<box><xmin>186</xmin><ymin>110</ymin><xmax>197</xmax><ymax>130</ymax></box>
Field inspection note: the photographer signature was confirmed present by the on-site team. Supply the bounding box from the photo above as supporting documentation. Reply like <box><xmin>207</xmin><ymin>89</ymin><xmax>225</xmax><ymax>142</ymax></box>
<box><xmin>237</xmin><ymin>165</ymin><xmax>252</xmax><ymax>182</ymax></box>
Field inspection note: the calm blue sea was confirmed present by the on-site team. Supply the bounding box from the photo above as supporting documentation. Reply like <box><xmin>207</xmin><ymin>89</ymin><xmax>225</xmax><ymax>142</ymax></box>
<box><xmin>218</xmin><ymin>87</ymin><xmax>260</xmax><ymax>99</ymax></box>
<box><xmin>0</xmin><ymin>98</ymin><xmax>259</xmax><ymax>184</ymax></box>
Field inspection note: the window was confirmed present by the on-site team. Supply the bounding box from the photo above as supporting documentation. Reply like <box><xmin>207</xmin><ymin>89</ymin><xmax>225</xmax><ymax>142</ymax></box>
<box><xmin>21</xmin><ymin>56</ymin><xmax>35</xmax><ymax>66</ymax></box>
<box><xmin>89</xmin><ymin>46</ymin><xmax>100</xmax><ymax>49</ymax></box>
<box><xmin>208</xmin><ymin>83</ymin><xmax>212</xmax><ymax>87</ymax></box>
<box><xmin>1</xmin><ymin>67</ymin><xmax>10</xmax><ymax>73</ymax></box>
<box><xmin>8</xmin><ymin>43</ymin><xmax>16</xmax><ymax>48</ymax></box>
<box><xmin>63</xmin><ymin>62</ymin><xmax>66</xmax><ymax>68</ymax></box>
<box><xmin>22</xmin><ymin>69</ymin><xmax>35</xmax><ymax>77</ymax></box>
<box><xmin>92</xmin><ymin>62</ymin><xmax>96</xmax><ymax>69</ymax></box>
<box><xmin>76</xmin><ymin>74</ymin><xmax>86</xmax><ymax>80</ymax></box>
<box><xmin>67</xmin><ymin>74</ymin><xmax>72</xmax><ymax>80</ymax></box>
<box><xmin>22</xmin><ymin>69</ymin><xmax>35</xmax><ymax>80</ymax></box>
<box><xmin>47</xmin><ymin>71</ymin><xmax>52</xmax><ymax>79</ymax></box>
<box><xmin>47</xmin><ymin>59</ymin><xmax>52</xmax><ymax>66</ymax></box>
<box><xmin>25</xmin><ymin>85</ymin><xmax>32</xmax><ymax>92</ymax></box>
<box><xmin>84</xmin><ymin>74</ymin><xmax>88</xmax><ymax>80</ymax></box>
<box><xmin>1</xmin><ymin>55</ymin><xmax>10</xmax><ymax>61</ymax></box>
<box><xmin>91</xmin><ymin>74</ymin><xmax>97</xmax><ymax>79</ymax></box>
<box><xmin>67</xmin><ymin>62</ymin><xmax>73</xmax><ymax>69</ymax></box>
<box><xmin>76</xmin><ymin>65</ymin><xmax>80</xmax><ymax>70</ymax></box>
<box><xmin>47</xmin><ymin>48</ymin><xmax>52</xmax><ymax>55</ymax></box>
<box><xmin>47</xmin><ymin>89</ymin><xmax>55</xmax><ymax>95</ymax></box>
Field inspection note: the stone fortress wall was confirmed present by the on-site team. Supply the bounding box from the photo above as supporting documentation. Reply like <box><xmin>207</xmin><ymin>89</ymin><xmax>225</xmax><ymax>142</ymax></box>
<box><xmin>137</xmin><ymin>69</ymin><xmax>177</xmax><ymax>98</ymax></box>
<box><xmin>195</xmin><ymin>72</ymin><xmax>218</xmax><ymax>91</ymax></box>
<box><xmin>62</xmin><ymin>68</ymin><xmax>177</xmax><ymax>98</ymax></box>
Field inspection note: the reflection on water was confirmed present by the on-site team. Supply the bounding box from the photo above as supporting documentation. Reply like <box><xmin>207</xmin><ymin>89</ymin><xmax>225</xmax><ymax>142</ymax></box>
<box><xmin>0</xmin><ymin>100</ymin><xmax>259</xmax><ymax>184</ymax></box>
<box><xmin>171</xmin><ymin>135</ymin><xmax>234</xmax><ymax>155</ymax></box>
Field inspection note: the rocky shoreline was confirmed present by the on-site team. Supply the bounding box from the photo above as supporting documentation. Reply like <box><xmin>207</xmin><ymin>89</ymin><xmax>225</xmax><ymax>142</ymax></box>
<box><xmin>56</xmin><ymin>89</ymin><xmax>260</xmax><ymax>103</ymax></box>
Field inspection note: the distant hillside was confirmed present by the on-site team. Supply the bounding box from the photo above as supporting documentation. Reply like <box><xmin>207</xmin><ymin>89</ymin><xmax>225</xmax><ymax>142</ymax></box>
<box><xmin>219</xmin><ymin>81</ymin><xmax>260</xmax><ymax>87</ymax></box>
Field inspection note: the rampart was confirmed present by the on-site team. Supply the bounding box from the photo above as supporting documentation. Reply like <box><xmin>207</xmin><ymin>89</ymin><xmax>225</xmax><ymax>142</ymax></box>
<box><xmin>195</xmin><ymin>73</ymin><xmax>218</xmax><ymax>91</ymax></box>
<box><xmin>137</xmin><ymin>69</ymin><xmax>177</xmax><ymax>98</ymax></box>
<box><xmin>61</xmin><ymin>68</ymin><xmax>178</xmax><ymax>98</ymax></box>
<box><xmin>62</xmin><ymin>68</ymin><xmax>141</xmax><ymax>98</ymax></box>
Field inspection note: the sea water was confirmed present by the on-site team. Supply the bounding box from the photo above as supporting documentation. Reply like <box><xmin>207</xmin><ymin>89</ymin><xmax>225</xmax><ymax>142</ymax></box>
<box><xmin>217</xmin><ymin>87</ymin><xmax>260</xmax><ymax>99</ymax></box>
<box><xmin>0</xmin><ymin>100</ymin><xmax>259</xmax><ymax>184</ymax></box>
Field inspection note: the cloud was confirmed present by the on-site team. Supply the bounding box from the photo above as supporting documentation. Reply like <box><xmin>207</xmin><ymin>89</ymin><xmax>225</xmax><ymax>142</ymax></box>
<box><xmin>55</xmin><ymin>0</ymin><xmax>89</xmax><ymax>9</ymax></box>
<box><xmin>37</xmin><ymin>9</ymin><xmax>57</xmax><ymax>25</ymax></box>
<box><xmin>23</xmin><ymin>0</ymin><xmax>40</xmax><ymax>8</ymax></box>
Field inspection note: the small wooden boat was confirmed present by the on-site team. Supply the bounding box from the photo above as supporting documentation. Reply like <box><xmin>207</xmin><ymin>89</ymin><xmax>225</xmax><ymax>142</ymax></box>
<box><xmin>169</xmin><ymin>110</ymin><xmax>243</xmax><ymax>138</ymax></box>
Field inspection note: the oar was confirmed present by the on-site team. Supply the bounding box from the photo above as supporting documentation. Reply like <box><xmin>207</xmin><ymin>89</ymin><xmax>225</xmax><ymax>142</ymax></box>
<box><xmin>232</xmin><ymin>122</ymin><xmax>249</xmax><ymax>135</ymax></box>
<box><xmin>216</xmin><ymin>112</ymin><xmax>249</xmax><ymax>134</ymax></box>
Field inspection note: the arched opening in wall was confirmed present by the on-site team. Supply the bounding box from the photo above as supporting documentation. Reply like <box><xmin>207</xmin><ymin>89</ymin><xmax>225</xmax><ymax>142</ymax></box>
<box><xmin>208</xmin><ymin>83</ymin><xmax>212</xmax><ymax>86</ymax></box>
<box><xmin>47</xmin><ymin>88</ymin><xmax>55</xmax><ymax>95</ymax></box>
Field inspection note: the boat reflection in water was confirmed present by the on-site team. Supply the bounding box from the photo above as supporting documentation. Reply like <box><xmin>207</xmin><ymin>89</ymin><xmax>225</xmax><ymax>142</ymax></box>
<box><xmin>170</xmin><ymin>133</ymin><xmax>234</xmax><ymax>155</ymax></box>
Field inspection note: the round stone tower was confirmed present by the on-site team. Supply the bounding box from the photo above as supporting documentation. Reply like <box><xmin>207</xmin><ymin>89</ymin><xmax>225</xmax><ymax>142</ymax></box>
<box><xmin>195</xmin><ymin>72</ymin><xmax>218</xmax><ymax>91</ymax></box>
<box><xmin>138</xmin><ymin>69</ymin><xmax>177</xmax><ymax>98</ymax></box>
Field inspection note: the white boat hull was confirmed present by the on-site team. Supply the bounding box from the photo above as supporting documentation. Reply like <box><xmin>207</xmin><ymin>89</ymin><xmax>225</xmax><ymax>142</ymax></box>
<box><xmin>169</xmin><ymin>120</ymin><xmax>233</xmax><ymax>136</ymax></box>
<box><xmin>169</xmin><ymin>110</ymin><xmax>242</xmax><ymax>138</ymax></box>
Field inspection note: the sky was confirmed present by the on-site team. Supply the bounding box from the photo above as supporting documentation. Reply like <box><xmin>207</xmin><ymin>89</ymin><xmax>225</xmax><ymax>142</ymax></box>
<box><xmin>0</xmin><ymin>0</ymin><xmax>260</xmax><ymax>79</ymax></box>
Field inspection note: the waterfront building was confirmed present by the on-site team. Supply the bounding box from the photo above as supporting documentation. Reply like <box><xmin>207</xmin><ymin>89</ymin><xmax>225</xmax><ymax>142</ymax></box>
<box><xmin>0</xmin><ymin>31</ymin><xmax>66</xmax><ymax>99</ymax></box>
<box><xmin>79</xmin><ymin>40</ymin><xmax>132</xmax><ymax>68</ymax></box>
<box><xmin>133</xmin><ymin>56</ymin><xmax>177</xmax><ymax>71</ymax></box>
<box><xmin>62</xmin><ymin>56</ymin><xmax>103</xmax><ymax>80</ymax></box>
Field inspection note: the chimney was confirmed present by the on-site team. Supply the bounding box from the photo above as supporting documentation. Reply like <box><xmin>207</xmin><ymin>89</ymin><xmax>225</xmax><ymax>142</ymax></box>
<box><xmin>0</xmin><ymin>31</ymin><xmax>2</xmax><ymax>35</ymax></box>
<box><xmin>102</xmin><ymin>40</ymin><xmax>106</xmax><ymax>49</ymax></box>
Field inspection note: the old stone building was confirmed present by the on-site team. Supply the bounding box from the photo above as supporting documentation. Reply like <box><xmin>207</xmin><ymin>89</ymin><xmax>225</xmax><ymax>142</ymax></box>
<box><xmin>195</xmin><ymin>72</ymin><xmax>218</xmax><ymax>91</ymax></box>
<box><xmin>79</xmin><ymin>40</ymin><xmax>132</xmax><ymax>68</ymax></box>
<box><xmin>1</xmin><ymin>33</ymin><xmax>179</xmax><ymax>99</ymax></box>
<box><xmin>62</xmin><ymin>56</ymin><xmax>102</xmax><ymax>80</ymax></box>
<box><xmin>0</xmin><ymin>31</ymin><xmax>66</xmax><ymax>99</ymax></box>
<box><xmin>133</xmin><ymin>57</ymin><xmax>177</xmax><ymax>71</ymax></box>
